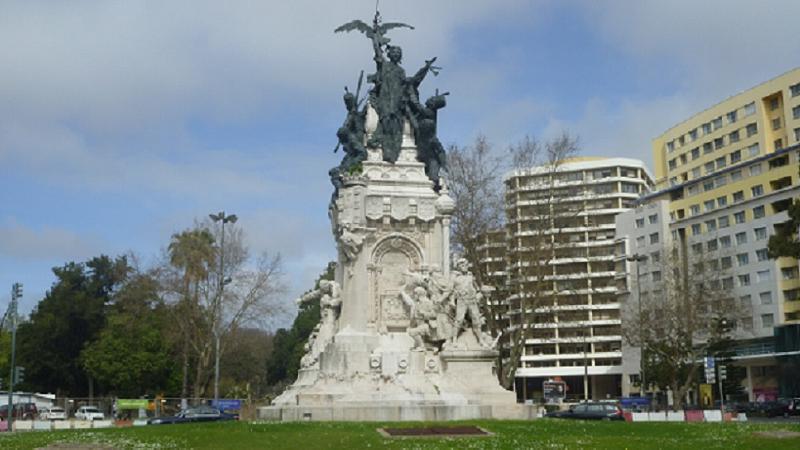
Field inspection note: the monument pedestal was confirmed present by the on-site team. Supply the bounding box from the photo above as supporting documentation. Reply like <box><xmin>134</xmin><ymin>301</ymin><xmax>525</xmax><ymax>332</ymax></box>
<box><xmin>260</xmin><ymin>139</ymin><xmax>523</xmax><ymax>421</ymax></box>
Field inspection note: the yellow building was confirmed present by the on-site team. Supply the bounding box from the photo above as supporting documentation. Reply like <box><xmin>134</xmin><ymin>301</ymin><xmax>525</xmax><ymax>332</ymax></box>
<box><xmin>648</xmin><ymin>68</ymin><xmax>800</xmax><ymax>400</ymax></box>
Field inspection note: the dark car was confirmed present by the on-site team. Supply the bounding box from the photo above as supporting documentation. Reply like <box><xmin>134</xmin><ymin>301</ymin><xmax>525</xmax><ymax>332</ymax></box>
<box><xmin>0</xmin><ymin>403</ymin><xmax>38</xmax><ymax>420</ymax></box>
<box><xmin>147</xmin><ymin>406</ymin><xmax>238</xmax><ymax>425</ymax></box>
<box><xmin>545</xmin><ymin>402</ymin><xmax>625</xmax><ymax>421</ymax></box>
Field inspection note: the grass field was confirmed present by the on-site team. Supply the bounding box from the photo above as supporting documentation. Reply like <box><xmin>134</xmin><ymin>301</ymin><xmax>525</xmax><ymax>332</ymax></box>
<box><xmin>0</xmin><ymin>419</ymin><xmax>799</xmax><ymax>449</ymax></box>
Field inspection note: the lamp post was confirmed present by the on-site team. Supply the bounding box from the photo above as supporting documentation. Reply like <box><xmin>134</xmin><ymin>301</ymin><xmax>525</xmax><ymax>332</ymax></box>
<box><xmin>209</xmin><ymin>211</ymin><xmax>237</xmax><ymax>407</ymax></box>
<box><xmin>6</xmin><ymin>283</ymin><xmax>21</xmax><ymax>429</ymax></box>
<box><xmin>626</xmin><ymin>254</ymin><xmax>647</xmax><ymax>403</ymax></box>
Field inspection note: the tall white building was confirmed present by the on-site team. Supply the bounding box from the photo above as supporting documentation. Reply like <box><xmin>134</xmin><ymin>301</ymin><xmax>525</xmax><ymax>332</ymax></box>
<box><xmin>502</xmin><ymin>157</ymin><xmax>653</xmax><ymax>400</ymax></box>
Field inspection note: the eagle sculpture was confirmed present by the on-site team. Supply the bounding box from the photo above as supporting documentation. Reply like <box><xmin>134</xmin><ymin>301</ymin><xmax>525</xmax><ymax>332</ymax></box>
<box><xmin>334</xmin><ymin>18</ymin><xmax>414</xmax><ymax>46</ymax></box>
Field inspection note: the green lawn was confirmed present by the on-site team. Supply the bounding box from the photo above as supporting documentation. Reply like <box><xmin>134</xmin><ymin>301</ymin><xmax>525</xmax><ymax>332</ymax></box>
<box><xmin>0</xmin><ymin>419</ymin><xmax>798</xmax><ymax>450</ymax></box>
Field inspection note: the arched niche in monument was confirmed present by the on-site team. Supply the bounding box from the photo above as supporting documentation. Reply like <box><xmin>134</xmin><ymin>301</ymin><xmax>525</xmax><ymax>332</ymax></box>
<box><xmin>369</xmin><ymin>234</ymin><xmax>423</xmax><ymax>333</ymax></box>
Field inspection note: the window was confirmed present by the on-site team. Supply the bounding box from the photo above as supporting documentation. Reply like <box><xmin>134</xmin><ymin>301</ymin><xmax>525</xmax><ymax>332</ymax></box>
<box><xmin>717</xmin><ymin>196</ymin><xmax>727</xmax><ymax>207</ymax></box>
<box><xmin>773</xmin><ymin>117</ymin><xmax>782</xmax><ymax>130</ymax></box>
<box><xmin>751</xmin><ymin>184</ymin><xmax>764</xmax><ymax>197</ymax></box>
<box><xmin>753</xmin><ymin>205</ymin><xmax>766</xmax><ymax>219</ymax></box>
<box><xmin>795</xmin><ymin>128</ymin><xmax>800</xmax><ymax>142</ymax></box>
<box><xmin>704</xmin><ymin>200</ymin><xmax>715</xmax><ymax>212</ymax></box>
<box><xmin>707</xmin><ymin>239</ymin><xmax>718</xmax><ymax>251</ymax></box>
<box><xmin>761</xmin><ymin>314</ymin><xmax>774</xmax><ymax>328</ymax></box>
<box><xmin>720</xmin><ymin>235</ymin><xmax>731</xmax><ymax>248</ymax></box>
<box><xmin>722</xmin><ymin>277</ymin><xmax>734</xmax><ymax>289</ymax></box>
<box><xmin>791</xmin><ymin>83</ymin><xmax>800</xmax><ymax>97</ymax></box>
<box><xmin>635</xmin><ymin>218</ymin><xmax>645</xmax><ymax>228</ymax></box>
<box><xmin>729</xmin><ymin>130</ymin><xmax>740</xmax><ymax>143</ymax></box>
<box><xmin>705</xmin><ymin>162</ymin><xmax>715</xmax><ymax>174</ymax></box>
<box><xmin>712</xmin><ymin>117</ymin><xmax>723</xmax><ymax>130</ymax></box>
<box><xmin>730</xmin><ymin>149</ymin><xmax>741</xmax><ymax>163</ymax></box>
<box><xmin>668</xmin><ymin>159</ymin><xmax>677</xmax><ymax>170</ymax></box>
<box><xmin>738</xmin><ymin>274</ymin><xmax>751</xmax><ymax>287</ymax></box>
<box><xmin>692</xmin><ymin>167</ymin><xmax>701</xmax><ymax>178</ymax></box>
<box><xmin>650</xmin><ymin>251</ymin><xmax>661</xmax><ymax>263</ymax></box>
<box><xmin>733</xmin><ymin>191</ymin><xmax>744</xmax><ymax>202</ymax></box>
<box><xmin>747</xmin><ymin>143</ymin><xmax>760</xmax><ymax>157</ymax></box>
<box><xmin>688</xmin><ymin>184</ymin><xmax>699</xmax><ymax>196</ymax></box>
<box><xmin>692</xmin><ymin>242</ymin><xmax>703</xmax><ymax>253</ymax></box>
<box><xmin>714</xmin><ymin>137</ymin><xmax>725</xmax><ymax>150</ymax></box>
<box><xmin>690</xmin><ymin>204</ymin><xmax>700</xmax><ymax>216</ymax></box>
<box><xmin>740</xmin><ymin>294</ymin><xmax>752</xmax><ymax>306</ymax></box>
<box><xmin>692</xmin><ymin>223</ymin><xmax>702</xmax><ymax>235</ymax></box>
<box><xmin>650</xmin><ymin>233</ymin><xmax>659</xmax><ymax>244</ymax></box>
<box><xmin>734</xmin><ymin>211</ymin><xmax>746</xmax><ymax>224</ymax></box>
<box><xmin>689</xmin><ymin>129</ymin><xmax>698</xmax><ymax>141</ymax></box>
<box><xmin>757</xmin><ymin>270</ymin><xmax>771</xmax><ymax>282</ymax></box>
<box><xmin>718</xmin><ymin>215</ymin><xmax>730</xmax><ymax>228</ymax></box>
<box><xmin>775</xmin><ymin>138</ymin><xmax>783</xmax><ymax>150</ymax></box>
<box><xmin>782</xmin><ymin>267</ymin><xmax>799</xmax><ymax>280</ymax></box>
<box><xmin>691</xmin><ymin>147</ymin><xmax>700</xmax><ymax>160</ymax></box>
<box><xmin>736</xmin><ymin>232</ymin><xmax>747</xmax><ymax>245</ymax></box>
<box><xmin>721</xmin><ymin>256</ymin><xmax>733</xmax><ymax>269</ymax></box>
<box><xmin>702</xmin><ymin>122</ymin><xmax>712</xmax><ymax>134</ymax></box>
<box><xmin>793</xmin><ymin>105</ymin><xmax>800</xmax><ymax>120</ymax></box>
<box><xmin>714</xmin><ymin>175</ymin><xmax>726</xmax><ymax>188</ymax></box>
<box><xmin>716</xmin><ymin>156</ymin><xmax>726</xmax><ymax>169</ymax></box>
<box><xmin>636</xmin><ymin>236</ymin><xmax>645</xmax><ymax>247</ymax></box>
<box><xmin>754</xmin><ymin>227</ymin><xmax>767</xmax><ymax>240</ymax></box>
<box><xmin>737</xmin><ymin>253</ymin><xmax>750</xmax><ymax>266</ymax></box>
<box><xmin>760</xmin><ymin>292</ymin><xmax>773</xmax><ymax>305</ymax></box>
<box><xmin>703</xmin><ymin>180</ymin><xmax>714</xmax><ymax>192</ymax></box>
<box><xmin>746</xmin><ymin>123</ymin><xmax>758</xmax><ymax>137</ymax></box>
<box><xmin>770</xmin><ymin>97</ymin><xmax>780</xmax><ymax>111</ymax></box>
<box><xmin>706</xmin><ymin>219</ymin><xmax>717</xmax><ymax>232</ymax></box>
<box><xmin>745</xmin><ymin>101</ymin><xmax>756</xmax><ymax>115</ymax></box>
<box><xmin>750</xmin><ymin>164</ymin><xmax>762</xmax><ymax>176</ymax></box>
<box><xmin>756</xmin><ymin>248</ymin><xmax>769</xmax><ymax>261</ymax></box>
<box><xmin>648</xmin><ymin>214</ymin><xmax>658</xmax><ymax>224</ymax></box>
<box><xmin>703</xmin><ymin>142</ymin><xmax>713</xmax><ymax>154</ymax></box>
<box><xmin>666</xmin><ymin>141</ymin><xmax>674</xmax><ymax>152</ymax></box>
<box><xmin>670</xmin><ymin>177</ymin><xmax>679</xmax><ymax>186</ymax></box>
<box><xmin>652</xmin><ymin>271</ymin><xmax>662</xmax><ymax>282</ymax></box>
<box><xmin>730</xmin><ymin>170</ymin><xmax>742</xmax><ymax>181</ymax></box>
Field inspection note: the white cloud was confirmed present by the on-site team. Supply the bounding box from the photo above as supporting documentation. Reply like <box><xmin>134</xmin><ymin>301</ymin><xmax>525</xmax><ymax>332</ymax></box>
<box><xmin>0</xmin><ymin>217</ymin><xmax>106</xmax><ymax>261</ymax></box>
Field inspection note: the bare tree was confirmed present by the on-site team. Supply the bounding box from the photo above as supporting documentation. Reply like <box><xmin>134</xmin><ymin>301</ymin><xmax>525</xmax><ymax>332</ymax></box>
<box><xmin>622</xmin><ymin>243</ymin><xmax>741</xmax><ymax>410</ymax></box>
<box><xmin>161</xmin><ymin>220</ymin><xmax>285</xmax><ymax>398</ymax></box>
<box><xmin>446</xmin><ymin>131</ymin><xmax>580</xmax><ymax>389</ymax></box>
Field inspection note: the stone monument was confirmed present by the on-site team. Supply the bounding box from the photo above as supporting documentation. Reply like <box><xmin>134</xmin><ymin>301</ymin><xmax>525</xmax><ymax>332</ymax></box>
<box><xmin>259</xmin><ymin>11</ymin><xmax>522</xmax><ymax>421</ymax></box>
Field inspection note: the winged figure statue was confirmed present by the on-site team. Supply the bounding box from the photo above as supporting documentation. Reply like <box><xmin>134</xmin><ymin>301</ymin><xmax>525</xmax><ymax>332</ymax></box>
<box><xmin>334</xmin><ymin>11</ymin><xmax>414</xmax><ymax>48</ymax></box>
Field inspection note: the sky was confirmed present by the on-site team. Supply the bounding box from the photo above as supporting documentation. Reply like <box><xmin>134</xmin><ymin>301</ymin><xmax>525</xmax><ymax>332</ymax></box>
<box><xmin>2</xmin><ymin>0</ymin><xmax>800</xmax><ymax>327</ymax></box>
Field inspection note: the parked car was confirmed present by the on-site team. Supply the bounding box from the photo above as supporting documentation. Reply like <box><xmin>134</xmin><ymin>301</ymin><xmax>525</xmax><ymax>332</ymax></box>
<box><xmin>147</xmin><ymin>406</ymin><xmax>238</xmax><ymax>425</ymax></box>
<box><xmin>545</xmin><ymin>402</ymin><xmax>625</xmax><ymax>421</ymax></box>
<box><xmin>39</xmin><ymin>406</ymin><xmax>67</xmax><ymax>420</ymax></box>
<box><xmin>75</xmin><ymin>406</ymin><xmax>105</xmax><ymax>421</ymax></box>
<box><xmin>0</xmin><ymin>403</ymin><xmax>38</xmax><ymax>420</ymax></box>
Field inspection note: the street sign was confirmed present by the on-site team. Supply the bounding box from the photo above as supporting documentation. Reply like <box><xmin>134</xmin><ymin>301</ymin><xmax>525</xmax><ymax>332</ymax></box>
<box><xmin>211</xmin><ymin>399</ymin><xmax>242</xmax><ymax>411</ymax></box>
<box><xmin>704</xmin><ymin>356</ymin><xmax>715</xmax><ymax>370</ymax></box>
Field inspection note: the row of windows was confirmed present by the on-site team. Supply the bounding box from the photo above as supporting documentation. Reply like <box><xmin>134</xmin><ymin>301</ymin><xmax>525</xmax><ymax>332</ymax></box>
<box><xmin>690</xmin><ymin>229</ymin><xmax>769</xmax><ymax>251</ymax></box>
<box><xmin>689</xmin><ymin>201</ymin><xmax>766</xmax><ymax>223</ymax></box>
<box><xmin>669</xmin><ymin>142</ymin><xmax>761</xmax><ymax>187</ymax></box>
<box><xmin>634</xmin><ymin>214</ymin><xmax>659</xmax><ymax>228</ymax></box>
<box><xmin>666</xmin><ymin>102</ymin><xmax>757</xmax><ymax>153</ymax></box>
<box><xmin>668</xmin><ymin>123</ymin><xmax>758</xmax><ymax>171</ymax></box>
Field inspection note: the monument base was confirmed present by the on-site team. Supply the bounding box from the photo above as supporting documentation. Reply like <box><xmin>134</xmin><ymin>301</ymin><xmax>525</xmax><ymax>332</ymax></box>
<box><xmin>257</xmin><ymin>402</ymin><xmax>538</xmax><ymax>422</ymax></box>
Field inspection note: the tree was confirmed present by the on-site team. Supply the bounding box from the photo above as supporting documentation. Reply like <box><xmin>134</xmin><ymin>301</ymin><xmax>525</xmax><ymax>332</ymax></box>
<box><xmin>81</xmin><ymin>271</ymin><xmax>178</xmax><ymax>397</ymax></box>
<box><xmin>768</xmin><ymin>198</ymin><xmax>800</xmax><ymax>259</ymax></box>
<box><xmin>448</xmin><ymin>132</ymin><xmax>580</xmax><ymax>388</ymax></box>
<box><xmin>622</xmin><ymin>245</ymin><xmax>741</xmax><ymax>410</ymax></box>
<box><xmin>162</xmin><ymin>220</ymin><xmax>285</xmax><ymax>398</ymax></box>
<box><xmin>219</xmin><ymin>327</ymin><xmax>274</xmax><ymax>399</ymax></box>
<box><xmin>16</xmin><ymin>256</ymin><xmax>129</xmax><ymax>396</ymax></box>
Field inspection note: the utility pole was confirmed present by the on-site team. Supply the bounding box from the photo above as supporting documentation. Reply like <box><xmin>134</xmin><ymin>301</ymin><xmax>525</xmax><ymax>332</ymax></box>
<box><xmin>209</xmin><ymin>212</ymin><xmax>237</xmax><ymax>408</ymax></box>
<box><xmin>7</xmin><ymin>283</ymin><xmax>22</xmax><ymax>430</ymax></box>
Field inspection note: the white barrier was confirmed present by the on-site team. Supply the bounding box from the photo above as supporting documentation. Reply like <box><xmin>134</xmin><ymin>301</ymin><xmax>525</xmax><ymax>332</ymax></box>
<box><xmin>33</xmin><ymin>420</ymin><xmax>52</xmax><ymax>430</ymax></box>
<box><xmin>666</xmin><ymin>411</ymin><xmax>685</xmax><ymax>422</ymax></box>
<box><xmin>13</xmin><ymin>421</ymin><xmax>33</xmax><ymax>431</ymax></box>
<box><xmin>53</xmin><ymin>421</ymin><xmax>72</xmax><ymax>430</ymax></box>
<box><xmin>92</xmin><ymin>420</ymin><xmax>114</xmax><ymax>429</ymax></box>
<box><xmin>73</xmin><ymin>420</ymin><xmax>92</xmax><ymax>429</ymax></box>
<box><xmin>133</xmin><ymin>419</ymin><xmax>149</xmax><ymax>426</ymax></box>
<box><xmin>703</xmin><ymin>410</ymin><xmax>722</xmax><ymax>422</ymax></box>
<box><xmin>631</xmin><ymin>412</ymin><xmax>650</xmax><ymax>422</ymax></box>
<box><xmin>737</xmin><ymin>413</ymin><xmax>748</xmax><ymax>422</ymax></box>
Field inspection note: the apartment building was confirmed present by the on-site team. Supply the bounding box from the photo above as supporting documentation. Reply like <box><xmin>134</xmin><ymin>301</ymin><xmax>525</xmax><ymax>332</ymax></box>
<box><xmin>620</xmin><ymin>68</ymin><xmax>800</xmax><ymax>401</ymax></box>
<box><xmin>502</xmin><ymin>157</ymin><xmax>653</xmax><ymax>401</ymax></box>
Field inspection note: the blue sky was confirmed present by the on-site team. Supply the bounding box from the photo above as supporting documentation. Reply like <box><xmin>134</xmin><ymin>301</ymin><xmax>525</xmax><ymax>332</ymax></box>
<box><xmin>2</xmin><ymin>0</ymin><xmax>799</xmax><ymax>326</ymax></box>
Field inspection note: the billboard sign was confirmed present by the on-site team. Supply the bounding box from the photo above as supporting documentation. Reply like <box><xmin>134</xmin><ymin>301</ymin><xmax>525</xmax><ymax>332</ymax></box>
<box><xmin>543</xmin><ymin>381</ymin><xmax>567</xmax><ymax>402</ymax></box>
<box><xmin>211</xmin><ymin>399</ymin><xmax>242</xmax><ymax>411</ymax></box>
<box><xmin>117</xmin><ymin>399</ymin><xmax>149</xmax><ymax>410</ymax></box>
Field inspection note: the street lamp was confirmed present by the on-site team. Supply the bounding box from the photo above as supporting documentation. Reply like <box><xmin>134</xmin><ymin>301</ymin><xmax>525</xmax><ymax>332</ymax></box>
<box><xmin>209</xmin><ymin>211</ymin><xmax>237</xmax><ymax>407</ymax></box>
<box><xmin>626</xmin><ymin>254</ymin><xmax>647</xmax><ymax>403</ymax></box>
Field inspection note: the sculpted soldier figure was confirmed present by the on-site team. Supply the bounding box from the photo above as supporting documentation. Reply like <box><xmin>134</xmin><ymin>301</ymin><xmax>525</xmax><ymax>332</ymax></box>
<box><xmin>296</xmin><ymin>280</ymin><xmax>342</xmax><ymax>368</ymax></box>
<box><xmin>399</xmin><ymin>286</ymin><xmax>439</xmax><ymax>351</ymax></box>
<box><xmin>442</xmin><ymin>258</ymin><xmax>494</xmax><ymax>347</ymax></box>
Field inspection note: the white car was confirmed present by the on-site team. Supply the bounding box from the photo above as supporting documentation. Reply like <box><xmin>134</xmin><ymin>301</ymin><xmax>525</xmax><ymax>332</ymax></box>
<box><xmin>75</xmin><ymin>406</ymin><xmax>105</xmax><ymax>421</ymax></box>
<box><xmin>40</xmin><ymin>406</ymin><xmax>67</xmax><ymax>420</ymax></box>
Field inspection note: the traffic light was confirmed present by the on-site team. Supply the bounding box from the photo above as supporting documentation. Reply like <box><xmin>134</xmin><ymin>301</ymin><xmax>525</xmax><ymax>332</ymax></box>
<box><xmin>14</xmin><ymin>366</ymin><xmax>25</xmax><ymax>384</ymax></box>
<box><xmin>12</xmin><ymin>282</ymin><xmax>23</xmax><ymax>299</ymax></box>
<box><xmin>719</xmin><ymin>365</ymin><xmax>727</xmax><ymax>381</ymax></box>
